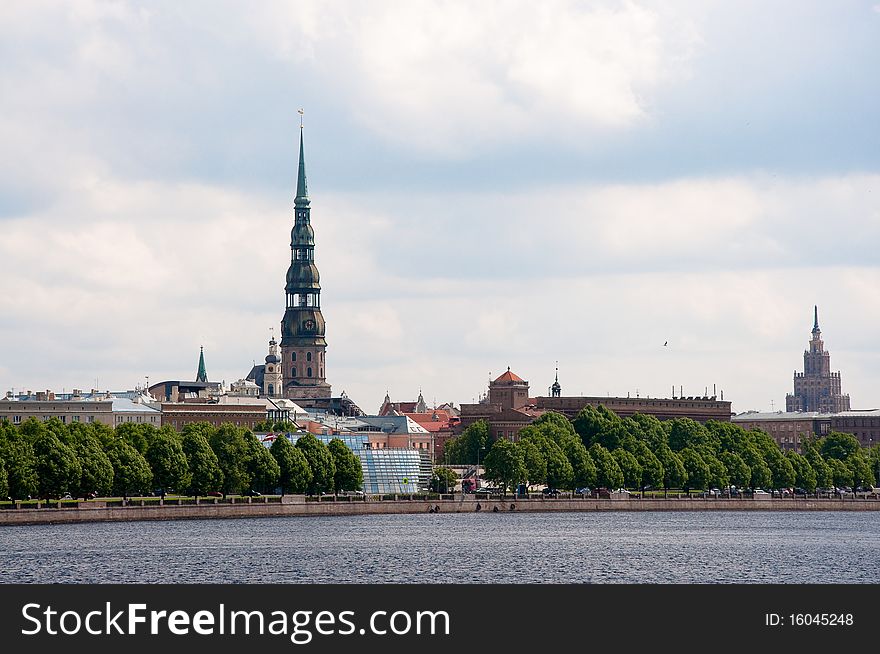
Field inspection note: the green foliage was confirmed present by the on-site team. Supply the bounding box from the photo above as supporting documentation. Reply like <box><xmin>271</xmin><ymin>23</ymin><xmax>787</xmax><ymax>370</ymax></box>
<box><xmin>181</xmin><ymin>430</ymin><xmax>223</xmax><ymax>496</ymax></box>
<box><xmin>444</xmin><ymin>420</ymin><xmax>490</xmax><ymax>465</ymax></box>
<box><xmin>739</xmin><ymin>446</ymin><xmax>771</xmax><ymax>489</ymax></box>
<box><xmin>763</xmin><ymin>447</ymin><xmax>796</xmax><ymax>490</ymax></box>
<box><xmin>679</xmin><ymin>447</ymin><xmax>709</xmax><ymax>493</ymax></box>
<box><xmin>611</xmin><ymin>448</ymin><xmax>642</xmax><ymax>489</ymax></box>
<box><xmin>430</xmin><ymin>466</ymin><xmax>458</xmax><ymax>493</ymax></box>
<box><xmin>847</xmin><ymin>453</ymin><xmax>875</xmax><ymax>489</ymax></box>
<box><xmin>145</xmin><ymin>430</ymin><xmax>190</xmax><ymax>495</ymax></box>
<box><xmin>483</xmin><ymin>438</ymin><xmax>526</xmax><ymax>492</ymax></box>
<box><xmin>517</xmin><ymin>438</ymin><xmax>547</xmax><ymax>487</ymax></box>
<box><xmin>655</xmin><ymin>444</ymin><xmax>687</xmax><ymax>491</ymax></box>
<box><xmin>718</xmin><ymin>451</ymin><xmax>751</xmax><ymax>488</ymax></box>
<box><xmin>542</xmin><ymin>439</ymin><xmax>574</xmax><ymax>490</ymax></box>
<box><xmin>105</xmin><ymin>438</ymin><xmax>153</xmax><ymax>498</ymax></box>
<box><xmin>208</xmin><ymin>424</ymin><xmax>251</xmax><ymax>496</ymax></box>
<box><xmin>0</xmin><ymin>433</ymin><xmax>38</xmax><ymax>499</ymax></box>
<box><xmin>69</xmin><ymin>429</ymin><xmax>114</xmax><ymax>497</ymax></box>
<box><xmin>572</xmin><ymin>405</ymin><xmax>623</xmax><ymax>450</ymax></box>
<box><xmin>295</xmin><ymin>433</ymin><xmax>336</xmax><ymax>494</ymax></box>
<box><xmin>630</xmin><ymin>441</ymin><xmax>664</xmax><ymax>490</ymax></box>
<box><xmin>589</xmin><ymin>443</ymin><xmax>624</xmax><ymax>490</ymax></box>
<box><xmin>115</xmin><ymin>422</ymin><xmax>158</xmax><ymax>455</ymax></box>
<box><xmin>564</xmin><ymin>439</ymin><xmax>597</xmax><ymax>489</ymax></box>
<box><xmin>244</xmin><ymin>433</ymin><xmax>280</xmax><ymax>493</ymax></box>
<box><xmin>667</xmin><ymin>418</ymin><xmax>717</xmax><ymax>454</ymax></box>
<box><xmin>33</xmin><ymin>429</ymin><xmax>82</xmax><ymax>499</ymax></box>
<box><xmin>628</xmin><ymin>413</ymin><xmax>668</xmax><ymax>451</ymax></box>
<box><xmin>785</xmin><ymin>451</ymin><xmax>817</xmax><ymax>491</ymax></box>
<box><xmin>0</xmin><ymin>458</ymin><xmax>8</xmax><ymax>498</ymax></box>
<box><xmin>827</xmin><ymin>458</ymin><xmax>853</xmax><ymax>488</ymax></box>
<box><xmin>270</xmin><ymin>435</ymin><xmax>312</xmax><ymax>494</ymax></box>
<box><xmin>702</xmin><ymin>453</ymin><xmax>729</xmax><ymax>490</ymax></box>
<box><xmin>804</xmin><ymin>445</ymin><xmax>833</xmax><ymax>488</ymax></box>
<box><xmin>820</xmin><ymin>432</ymin><xmax>861</xmax><ymax>461</ymax></box>
<box><xmin>328</xmin><ymin>438</ymin><xmax>363</xmax><ymax>492</ymax></box>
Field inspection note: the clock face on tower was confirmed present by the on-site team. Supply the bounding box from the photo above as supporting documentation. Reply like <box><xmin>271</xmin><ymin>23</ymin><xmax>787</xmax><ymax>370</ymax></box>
<box><xmin>304</xmin><ymin>319</ymin><xmax>315</xmax><ymax>331</ymax></box>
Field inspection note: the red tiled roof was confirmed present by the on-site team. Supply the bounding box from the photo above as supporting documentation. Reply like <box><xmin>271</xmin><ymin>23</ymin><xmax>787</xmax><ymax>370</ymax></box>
<box><xmin>494</xmin><ymin>368</ymin><xmax>525</xmax><ymax>383</ymax></box>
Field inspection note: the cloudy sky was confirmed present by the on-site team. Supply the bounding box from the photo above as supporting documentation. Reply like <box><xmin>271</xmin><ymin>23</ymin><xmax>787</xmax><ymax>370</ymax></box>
<box><xmin>1</xmin><ymin>1</ymin><xmax>878</xmax><ymax>415</ymax></box>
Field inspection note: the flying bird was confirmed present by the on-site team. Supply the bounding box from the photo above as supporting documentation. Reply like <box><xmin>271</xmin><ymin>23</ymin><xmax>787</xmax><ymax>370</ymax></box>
<box><xmin>663</xmin><ymin>341</ymin><xmax>668</xmax><ymax>346</ymax></box>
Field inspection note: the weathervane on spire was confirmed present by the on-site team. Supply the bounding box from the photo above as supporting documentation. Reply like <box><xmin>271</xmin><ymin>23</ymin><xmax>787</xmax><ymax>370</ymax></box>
<box><xmin>298</xmin><ymin>108</ymin><xmax>304</xmax><ymax>129</ymax></box>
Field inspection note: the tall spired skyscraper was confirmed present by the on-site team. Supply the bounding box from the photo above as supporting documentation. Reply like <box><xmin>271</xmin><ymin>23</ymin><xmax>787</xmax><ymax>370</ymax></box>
<box><xmin>280</xmin><ymin>125</ymin><xmax>331</xmax><ymax>403</ymax></box>
<box><xmin>786</xmin><ymin>306</ymin><xmax>850</xmax><ymax>413</ymax></box>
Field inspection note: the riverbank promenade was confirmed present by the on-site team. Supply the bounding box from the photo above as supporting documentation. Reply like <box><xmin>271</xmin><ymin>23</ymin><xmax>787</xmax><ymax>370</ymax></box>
<box><xmin>3</xmin><ymin>493</ymin><xmax>880</xmax><ymax>525</ymax></box>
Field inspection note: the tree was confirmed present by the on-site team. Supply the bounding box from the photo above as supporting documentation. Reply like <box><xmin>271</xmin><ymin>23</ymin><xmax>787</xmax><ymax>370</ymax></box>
<box><xmin>667</xmin><ymin>418</ymin><xmax>716</xmax><ymax>453</ymax></box>
<box><xmin>145</xmin><ymin>429</ymin><xmax>190</xmax><ymax>497</ymax></box>
<box><xmin>115</xmin><ymin>422</ymin><xmax>157</xmax><ymax>455</ymax></box>
<box><xmin>564</xmin><ymin>440</ymin><xmax>597</xmax><ymax>490</ymax></box>
<box><xmin>209</xmin><ymin>424</ymin><xmax>251</xmax><ymax>496</ymax></box>
<box><xmin>629</xmin><ymin>413</ymin><xmax>668</xmax><ymax>451</ymax></box>
<box><xmin>847</xmin><ymin>453</ymin><xmax>875</xmax><ymax>490</ymax></box>
<box><xmin>679</xmin><ymin>448</ymin><xmax>709</xmax><ymax>495</ymax></box>
<box><xmin>181</xmin><ymin>430</ymin><xmax>224</xmax><ymax>497</ymax></box>
<box><xmin>572</xmin><ymin>405</ymin><xmax>622</xmax><ymax>450</ymax></box>
<box><xmin>483</xmin><ymin>438</ymin><xmax>526</xmax><ymax>493</ymax></box>
<box><xmin>611</xmin><ymin>448</ymin><xmax>642</xmax><ymax>490</ymax></box>
<box><xmin>295</xmin><ymin>433</ymin><xmax>336</xmax><ymax>494</ymax></box>
<box><xmin>629</xmin><ymin>441</ymin><xmax>664</xmax><ymax>492</ymax></box>
<box><xmin>820</xmin><ymin>432</ymin><xmax>860</xmax><ymax>461</ymax></box>
<box><xmin>244</xmin><ymin>432</ymin><xmax>280</xmax><ymax>494</ymax></box>
<box><xmin>517</xmin><ymin>438</ymin><xmax>547</xmax><ymax>489</ymax></box>
<box><xmin>0</xmin><ymin>458</ymin><xmax>8</xmax><ymax>499</ymax></box>
<box><xmin>718</xmin><ymin>451</ymin><xmax>751</xmax><ymax>489</ymax></box>
<box><xmin>740</xmin><ymin>446</ymin><xmax>771</xmax><ymax>490</ymax></box>
<box><xmin>69</xmin><ymin>430</ymin><xmax>114</xmax><ymax>498</ymax></box>
<box><xmin>430</xmin><ymin>466</ymin><xmax>458</xmax><ymax>493</ymax></box>
<box><xmin>804</xmin><ymin>445</ymin><xmax>833</xmax><ymax>489</ymax></box>
<box><xmin>544</xmin><ymin>439</ymin><xmax>574</xmax><ymax>490</ymax></box>
<box><xmin>105</xmin><ymin>438</ymin><xmax>153</xmax><ymax>499</ymax></box>
<box><xmin>763</xmin><ymin>447</ymin><xmax>796</xmax><ymax>490</ymax></box>
<box><xmin>589</xmin><ymin>443</ymin><xmax>624</xmax><ymax>490</ymax></box>
<box><xmin>0</xmin><ymin>433</ymin><xmax>38</xmax><ymax>499</ymax></box>
<box><xmin>656</xmin><ymin>444</ymin><xmax>687</xmax><ymax>494</ymax></box>
<box><xmin>785</xmin><ymin>451</ymin><xmax>817</xmax><ymax>492</ymax></box>
<box><xmin>827</xmin><ymin>458</ymin><xmax>853</xmax><ymax>488</ymax></box>
<box><xmin>328</xmin><ymin>438</ymin><xmax>363</xmax><ymax>492</ymax></box>
<box><xmin>33</xmin><ymin>430</ymin><xmax>81</xmax><ymax>499</ymax></box>
<box><xmin>702</xmin><ymin>453</ymin><xmax>729</xmax><ymax>490</ymax></box>
<box><xmin>270</xmin><ymin>435</ymin><xmax>313</xmax><ymax>495</ymax></box>
<box><xmin>444</xmin><ymin>420</ymin><xmax>490</xmax><ymax>465</ymax></box>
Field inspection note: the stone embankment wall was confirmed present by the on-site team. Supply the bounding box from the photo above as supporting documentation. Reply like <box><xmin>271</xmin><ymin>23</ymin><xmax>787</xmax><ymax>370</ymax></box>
<box><xmin>2</xmin><ymin>495</ymin><xmax>880</xmax><ymax>526</ymax></box>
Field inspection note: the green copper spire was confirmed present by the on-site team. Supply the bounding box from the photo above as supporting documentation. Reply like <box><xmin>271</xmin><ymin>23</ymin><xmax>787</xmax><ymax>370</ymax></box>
<box><xmin>196</xmin><ymin>346</ymin><xmax>207</xmax><ymax>383</ymax></box>
<box><xmin>294</xmin><ymin>126</ymin><xmax>309</xmax><ymax>208</ymax></box>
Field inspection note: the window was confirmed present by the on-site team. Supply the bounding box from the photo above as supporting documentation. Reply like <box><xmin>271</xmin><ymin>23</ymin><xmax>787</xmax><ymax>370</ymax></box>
<box><xmin>72</xmin><ymin>415</ymin><xmax>80</xmax><ymax>422</ymax></box>
<box><xmin>292</xmin><ymin>352</ymin><xmax>297</xmax><ymax>362</ymax></box>
<box><xmin>13</xmin><ymin>415</ymin><xmax>20</xmax><ymax>424</ymax></box>
<box><xmin>87</xmin><ymin>416</ymin><xmax>94</xmax><ymax>423</ymax></box>
<box><xmin>307</xmin><ymin>352</ymin><xmax>312</xmax><ymax>362</ymax></box>
<box><xmin>307</xmin><ymin>367</ymin><xmax>313</xmax><ymax>378</ymax></box>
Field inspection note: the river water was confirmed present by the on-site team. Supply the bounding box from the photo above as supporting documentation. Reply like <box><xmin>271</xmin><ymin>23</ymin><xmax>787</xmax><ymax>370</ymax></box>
<box><xmin>1</xmin><ymin>511</ymin><xmax>878</xmax><ymax>583</ymax></box>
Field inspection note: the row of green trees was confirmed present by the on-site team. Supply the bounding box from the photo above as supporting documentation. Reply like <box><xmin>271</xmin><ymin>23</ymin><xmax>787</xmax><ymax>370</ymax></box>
<box><xmin>0</xmin><ymin>417</ymin><xmax>363</xmax><ymax>500</ymax></box>
<box><xmin>447</xmin><ymin>407</ymin><xmax>880</xmax><ymax>494</ymax></box>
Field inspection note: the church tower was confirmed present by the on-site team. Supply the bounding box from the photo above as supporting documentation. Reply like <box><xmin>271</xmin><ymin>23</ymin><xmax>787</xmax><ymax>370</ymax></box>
<box><xmin>280</xmin><ymin>122</ymin><xmax>331</xmax><ymax>403</ymax></box>
<box><xmin>786</xmin><ymin>306</ymin><xmax>850</xmax><ymax>412</ymax></box>
<box><xmin>263</xmin><ymin>332</ymin><xmax>282</xmax><ymax>398</ymax></box>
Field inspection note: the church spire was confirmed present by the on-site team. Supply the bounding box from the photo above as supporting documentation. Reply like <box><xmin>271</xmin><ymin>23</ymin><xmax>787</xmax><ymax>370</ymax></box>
<box><xmin>196</xmin><ymin>346</ymin><xmax>207</xmax><ymax>383</ymax></box>
<box><xmin>295</xmin><ymin>113</ymin><xmax>309</xmax><ymax>208</ymax></box>
<box><xmin>813</xmin><ymin>305</ymin><xmax>819</xmax><ymax>332</ymax></box>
